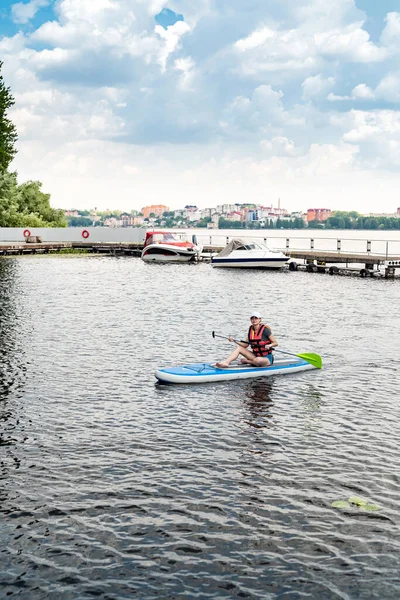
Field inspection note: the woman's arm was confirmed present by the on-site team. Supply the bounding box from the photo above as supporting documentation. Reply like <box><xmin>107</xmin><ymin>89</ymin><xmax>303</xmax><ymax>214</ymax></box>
<box><xmin>228</xmin><ymin>335</ymin><xmax>248</xmax><ymax>348</ymax></box>
<box><xmin>268</xmin><ymin>333</ymin><xmax>278</xmax><ymax>349</ymax></box>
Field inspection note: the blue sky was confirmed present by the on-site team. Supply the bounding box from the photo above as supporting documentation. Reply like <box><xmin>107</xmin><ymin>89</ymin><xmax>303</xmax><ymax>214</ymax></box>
<box><xmin>1</xmin><ymin>0</ymin><xmax>400</xmax><ymax>212</ymax></box>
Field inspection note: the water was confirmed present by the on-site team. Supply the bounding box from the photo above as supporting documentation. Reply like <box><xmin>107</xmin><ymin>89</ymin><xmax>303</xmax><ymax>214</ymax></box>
<box><xmin>1</xmin><ymin>256</ymin><xmax>400</xmax><ymax>599</ymax></box>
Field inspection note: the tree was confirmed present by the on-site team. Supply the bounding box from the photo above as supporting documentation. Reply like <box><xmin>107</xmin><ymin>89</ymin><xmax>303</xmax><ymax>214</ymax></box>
<box><xmin>17</xmin><ymin>180</ymin><xmax>66</xmax><ymax>226</ymax></box>
<box><xmin>67</xmin><ymin>216</ymin><xmax>93</xmax><ymax>227</ymax></box>
<box><xmin>0</xmin><ymin>61</ymin><xmax>18</xmax><ymax>171</ymax></box>
<box><xmin>0</xmin><ymin>170</ymin><xmax>20</xmax><ymax>226</ymax></box>
<box><xmin>307</xmin><ymin>219</ymin><xmax>324</xmax><ymax>229</ymax></box>
<box><xmin>0</xmin><ymin>174</ymin><xmax>67</xmax><ymax>227</ymax></box>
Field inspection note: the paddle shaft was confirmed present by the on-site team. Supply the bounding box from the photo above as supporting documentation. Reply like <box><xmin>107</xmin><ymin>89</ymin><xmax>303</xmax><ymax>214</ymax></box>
<box><xmin>212</xmin><ymin>331</ymin><xmax>282</xmax><ymax>354</ymax></box>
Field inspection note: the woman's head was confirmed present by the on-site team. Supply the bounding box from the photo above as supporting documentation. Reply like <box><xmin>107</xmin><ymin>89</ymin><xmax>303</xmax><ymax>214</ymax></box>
<box><xmin>250</xmin><ymin>312</ymin><xmax>262</xmax><ymax>325</ymax></box>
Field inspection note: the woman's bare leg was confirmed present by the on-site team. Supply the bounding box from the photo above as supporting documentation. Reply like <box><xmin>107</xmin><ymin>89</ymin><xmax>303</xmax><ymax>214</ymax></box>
<box><xmin>240</xmin><ymin>355</ymin><xmax>272</xmax><ymax>367</ymax></box>
<box><xmin>216</xmin><ymin>345</ymin><xmax>242</xmax><ymax>368</ymax></box>
<box><xmin>216</xmin><ymin>346</ymin><xmax>268</xmax><ymax>368</ymax></box>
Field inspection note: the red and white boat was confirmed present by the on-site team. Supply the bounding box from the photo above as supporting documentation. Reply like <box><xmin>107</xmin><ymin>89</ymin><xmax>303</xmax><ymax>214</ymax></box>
<box><xmin>141</xmin><ymin>231</ymin><xmax>201</xmax><ymax>263</ymax></box>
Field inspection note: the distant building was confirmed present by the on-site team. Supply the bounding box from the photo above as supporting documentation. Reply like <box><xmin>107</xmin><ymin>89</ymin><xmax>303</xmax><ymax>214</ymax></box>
<box><xmin>211</xmin><ymin>213</ymin><xmax>220</xmax><ymax>227</ymax></box>
<box><xmin>226</xmin><ymin>211</ymin><xmax>242</xmax><ymax>222</ymax></box>
<box><xmin>185</xmin><ymin>206</ymin><xmax>200</xmax><ymax>221</ymax></box>
<box><xmin>64</xmin><ymin>209</ymin><xmax>79</xmax><ymax>217</ymax></box>
<box><xmin>120</xmin><ymin>213</ymin><xmax>135</xmax><ymax>227</ymax></box>
<box><xmin>104</xmin><ymin>217</ymin><xmax>121</xmax><ymax>228</ymax></box>
<box><xmin>246</xmin><ymin>210</ymin><xmax>258</xmax><ymax>222</ymax></box>
<box><xmin>141</xmin><ymin>205</ymin><xmax>169</xmax><ymax>218</ymax></box>
<box><xmin>200</xmin><ymin>208</ymin><xmax>212</xmax><ymax>219</ymax></box>
<box><xmin>307</xmin><ymin>208</ymin><xmax>332</xmax><ymax>222</ymax></box>
<box><xmin>216</xmin><ymin>204</ymin><xmax>237</xmax><ymax>215</ymax></box>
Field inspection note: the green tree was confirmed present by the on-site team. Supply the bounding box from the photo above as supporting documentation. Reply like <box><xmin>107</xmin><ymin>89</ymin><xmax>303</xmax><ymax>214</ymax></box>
<box><xmin>0</xmin><ymin>173</ymin><xmax>67</xmax><ymax>227</ymax></box>
<box><xmin>307</xmin><ymin>219</ymin><xmax>324</xmax><ymax>229</ymax></box>
<box><xmin>68</xmin><ymin>216</ymin><xmax>93</xmax><ymax>227</ymax></box>
<box><xmin>17</xmin><ymin>180</ymin><xmax>66</xmax><ymax>226</ymax></box>
<box><xmin>0</xmin><ymin>61</ymin><xmax>18</xmax><ymax>170</ymax></box>
<box><xmin>197</xmin><ymin>217</ymin><xmax>211</xmax><ymax>228</ymax></box>
<box><xmin>0</xmin><ymin>169</ymin><xmax>19</xmax><ymax>226</ymax></box>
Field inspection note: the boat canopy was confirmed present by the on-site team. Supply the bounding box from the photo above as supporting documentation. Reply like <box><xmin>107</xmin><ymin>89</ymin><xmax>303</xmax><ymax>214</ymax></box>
<box><xmin>216</xmin><ymin>239</ymin><xmax>264</xmax><ymax>256</ymax></box>
<box><xmin>144</xmin><ymin>231</ymin><xmax>180</xmax><ymax>245</ymax></box>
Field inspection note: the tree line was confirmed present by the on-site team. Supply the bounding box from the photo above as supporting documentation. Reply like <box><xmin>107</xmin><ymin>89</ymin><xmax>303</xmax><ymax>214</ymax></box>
<box><xmin>308</xmin><ymin>211</ymin><xmax>400</xmax><ymax>230</ymax></box>
<box><xmin>0</xmin><ymin>61</ymin><xmax>66</xmax><ymax>227</ymax></box>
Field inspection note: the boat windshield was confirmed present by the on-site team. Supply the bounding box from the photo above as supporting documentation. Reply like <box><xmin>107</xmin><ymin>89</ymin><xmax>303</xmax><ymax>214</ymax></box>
<box><xmin>243</xmin><ymin>243</ymin><xmax>264</xmax><ymax>250</ymax></box>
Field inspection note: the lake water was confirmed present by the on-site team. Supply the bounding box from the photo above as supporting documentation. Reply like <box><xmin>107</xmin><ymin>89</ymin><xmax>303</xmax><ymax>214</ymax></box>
<box><xmin>1</xmin><ymin>256</ymin><xmax>400</xmax><ymax>599</ymax></box>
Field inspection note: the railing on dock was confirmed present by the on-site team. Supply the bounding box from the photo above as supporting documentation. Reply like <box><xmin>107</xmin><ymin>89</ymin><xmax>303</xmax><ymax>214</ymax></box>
<box><xmin>192</xmin><ymin>234</ymin><xmax>400</xmax><ymax>258</ymax></box>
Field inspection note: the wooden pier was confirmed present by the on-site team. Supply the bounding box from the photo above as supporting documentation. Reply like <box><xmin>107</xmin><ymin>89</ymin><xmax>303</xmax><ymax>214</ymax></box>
<box><xmin>0</xmin><ymin>241</ymin><xmax>143</xmax><ymax>256</ymax></box>
<box><xmin>1</xmin><ymin>240</ymin><xmax>400</xmax><ymax>278</ymax></box>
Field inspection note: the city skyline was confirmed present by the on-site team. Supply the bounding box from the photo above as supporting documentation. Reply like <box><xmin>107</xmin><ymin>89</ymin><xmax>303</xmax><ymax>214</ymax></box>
<box><xmin>2</xmin><ymin>1</ymin><xmax>400</xmax><ymax>212</ymax></box>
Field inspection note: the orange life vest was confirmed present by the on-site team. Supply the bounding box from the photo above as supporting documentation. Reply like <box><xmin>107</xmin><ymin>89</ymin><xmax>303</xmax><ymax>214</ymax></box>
<box><xmin>248</xmin><ymin>324</ymin><xmax>272</xmax><ymax>357</ymax></box>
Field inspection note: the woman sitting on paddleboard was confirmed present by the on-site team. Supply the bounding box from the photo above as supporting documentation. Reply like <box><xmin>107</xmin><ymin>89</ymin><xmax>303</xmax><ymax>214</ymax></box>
<box><xmin>216</xmin><ymin>312</ymin><xmax>278</xmax><ymax>369</ymax></box>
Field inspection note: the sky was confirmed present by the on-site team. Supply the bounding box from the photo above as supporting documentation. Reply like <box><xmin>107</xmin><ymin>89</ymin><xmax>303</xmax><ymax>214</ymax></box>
<box><xmin>1</xmin><ymin>0</ymin><xmax>400</xmax><ymax>213</ymax></box>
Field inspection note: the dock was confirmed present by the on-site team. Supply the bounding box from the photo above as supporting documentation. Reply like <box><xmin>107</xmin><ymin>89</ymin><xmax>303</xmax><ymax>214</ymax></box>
<box><xmin>0</xmin><ymin>241</ymin><xmax>143</xmax><ymax>256</ymax></box>
<box><xmin>1</xmin><ymin>240</ymin><xmax>400</xmax><ymax>278</ymax></box>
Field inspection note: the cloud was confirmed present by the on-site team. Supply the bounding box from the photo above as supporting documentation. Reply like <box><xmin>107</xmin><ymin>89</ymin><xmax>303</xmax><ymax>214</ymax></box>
<box><xmin>351</xmin><ymin>83</ymin><xmax>374</xmax><ymax>100</ymax></box>
<box><xmin>221</xmin><ymin>85</ymin><xmax>305</xmax><ymax>141</ymax></box>
<box><xmin>327</xmin><ymin>74</ymin><xmax>400</xmax><ymax>103</ymax></box>
<box><xmin>11</xmin><ymin>0</ymin><xmax>50</xmax><ymax>24</ymax></box>
<box><xmin>375</xmin><ymin>72</ymin><xmax>400</xmax><ymax>102</ymax></box>
<box><xmin>342</xmin><ymin>109</ymin><xmax>400</xmax><ymax>168</ymax></box>
<box><xmin>261</xmin><ymin>136</ymin><xmax>300</xmax><ymax>157</ymax></box>
<box><xmin>380</xmin><ymin>12</ymin><xmax>400</xmax><ymax>49</ymax></box>
<box><xmin>314</xmin><ymin>22</ymin><xmax>386</xmax><ymax>63</ymax></box>
<box><xmin>2</xmin><ymin>0</ymin><xmax>400</xmax><ymax>212</ymax></box>
<box><xmin>302</xmin><ymin>75</ymin><xmax>335</xmax><ymax>100</ymax></box>
<box><xmin>234</xmin><ymin>26</ymin><xmax>319</xmax><ymax>77</ymax></box>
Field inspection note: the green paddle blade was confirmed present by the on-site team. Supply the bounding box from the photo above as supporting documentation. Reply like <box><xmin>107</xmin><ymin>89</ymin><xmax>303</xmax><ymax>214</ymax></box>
<box><xmin>297</xmin><ymin>353</ymin><xmax>323</xmax><ymax>369</ymax></box>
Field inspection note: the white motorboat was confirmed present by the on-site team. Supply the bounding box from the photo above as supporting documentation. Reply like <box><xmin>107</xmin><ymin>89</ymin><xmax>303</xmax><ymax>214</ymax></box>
<box><xmin>141</xmin><ymin>231</ymin><xmax>201</xmax><ymax>263</ymax></box>
<box><xmin>211</xmin><ymin>239</ymin><xmax>289</xmax><ymax>269</ymax></box>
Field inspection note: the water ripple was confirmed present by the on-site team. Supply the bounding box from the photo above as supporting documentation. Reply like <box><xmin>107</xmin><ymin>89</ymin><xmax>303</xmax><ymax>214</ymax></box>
<box><xmin>1</xmin><ymin>257</ymin><xmax>400</xmax><ymax>598</ymax></box>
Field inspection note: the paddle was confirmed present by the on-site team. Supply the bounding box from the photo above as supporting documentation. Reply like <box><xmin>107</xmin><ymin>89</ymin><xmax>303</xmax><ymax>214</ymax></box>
<box><xmin>212</xmin><ymin>331</ymin><xmax>322</xmax><ymax>369</ymax></box>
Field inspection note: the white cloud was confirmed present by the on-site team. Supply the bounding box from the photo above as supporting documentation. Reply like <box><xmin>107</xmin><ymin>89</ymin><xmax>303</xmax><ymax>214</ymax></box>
<box><xmin>315</xmin><ymin>22</ymin><xmax>386</xmax><ymax>63</ymax></box>
<box><xmin>222</xmin><ymin>85</ymin><xmax>305</xmax><ymax>140</ymax></box>
<box><xmin>236</xmin><ymin>27</ymin><xmax>275</xmax><ymax>51</ymax></box>
<box><xmin>2</xmin><ymin>0</ymin><xmax>400</xmax><ymax>212</ymax></box>
<box><xmin>261</xmin><ymin>136</ymin><xmax>299</xmax><ymax>156</ymax></box>
<box><xmin>341</xmin><ymin>110</ymin><xmax>400</xmax><ymax>168</ymax></box>
<box><xmin>327</xmin><ymin>92</ymin><xmax>351</xmax><ymax>101</ymax></box>
<box><xmin>234</xmin><ymin>26</ymin><xmax>319</xmax><ymax>76</ymax></box>
<box><xmin>351</xmin><ymin>83</ymin><xmax>374</xmax><ymax>100</ymax></box>
<box><xmin>155</xmin><ymin>20</ymin><xmax>192</xmax><ymax>69</ymax></box>
<box><xmin>380</xmin><ymin>12</ymin><xmax>400</xmax><ymax>49</ymax></box>
<box><xmin>375</xmin><ymin>73</ymin><xmax>400</xmax><ymax>102</ymax></box>
<box><xmin>11</xmin><ymin>0</ymin><xmax>49</xmax><ymax>25</ymax></box>
<box><xmin>302</xmin><ymin>75</ymin><xmax>335</xmax><ymax>100</ymax></box>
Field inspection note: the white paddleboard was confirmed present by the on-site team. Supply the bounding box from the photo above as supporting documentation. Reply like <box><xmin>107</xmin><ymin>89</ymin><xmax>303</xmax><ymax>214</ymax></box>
<box><xmin>155</xmin><ymin>357</ymin><xmax>316</xmax><ymax>384</ymax></box>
